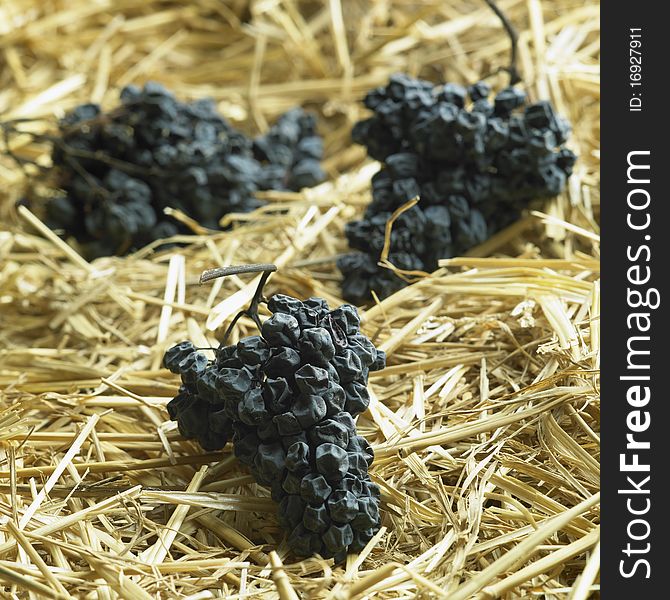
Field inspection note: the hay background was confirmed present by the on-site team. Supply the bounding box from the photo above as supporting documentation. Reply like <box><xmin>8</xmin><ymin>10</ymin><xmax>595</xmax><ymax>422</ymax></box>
<box><xmin>0</xmin><ymin>0</ymin><xmax>600</xmax><ymax>598</ymax></box>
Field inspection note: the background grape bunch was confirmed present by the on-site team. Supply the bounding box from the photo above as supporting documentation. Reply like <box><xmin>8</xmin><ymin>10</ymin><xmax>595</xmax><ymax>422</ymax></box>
<box><xmin>45</xmin><ymin>82</ymin><xmax>325</xmax><ymax>258</ymax></box>
<box><xmin>337</xmin><ymin>74</ymin><xmax>577</xmax><ymax>303</ymax></box>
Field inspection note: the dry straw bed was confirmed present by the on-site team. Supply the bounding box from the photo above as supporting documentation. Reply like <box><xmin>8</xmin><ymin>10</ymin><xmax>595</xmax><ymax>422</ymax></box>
<box><xmin>0</xmin><ymin>0</ymin><xmax>600</xmax><ymax>598</ymax></box>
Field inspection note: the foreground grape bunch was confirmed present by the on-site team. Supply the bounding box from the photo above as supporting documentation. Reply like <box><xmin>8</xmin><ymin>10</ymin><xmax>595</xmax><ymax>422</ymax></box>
<box><xmin>338</xmin><ymin>75</ymin><xmax>577</xmax><ymax>303</ymax></box>
<box><xmin>164</xmin><ymin>294</ymin><xmax>386</xmax><ymax>561</ymax></box>
<box><xmin>46</xmin><ymin>82</ymin><xmax>325</xmax><ymax>259</ymax></box>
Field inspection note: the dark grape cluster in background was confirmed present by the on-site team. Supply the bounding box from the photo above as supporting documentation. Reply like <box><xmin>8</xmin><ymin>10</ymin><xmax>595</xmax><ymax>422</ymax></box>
<box><xmin>163</xmin><ymin>294</ymin><xmax>385</xmax><ymax>561</ymax></box>
<box><xmin>337</xmin><ymin>74</ymin><xmax>577</xmax><ymax>303</ymax></box>
<box><xmin>45</xmin><ymin>82</ymin><xmax>325</xmax><ymax>259</ymax></box>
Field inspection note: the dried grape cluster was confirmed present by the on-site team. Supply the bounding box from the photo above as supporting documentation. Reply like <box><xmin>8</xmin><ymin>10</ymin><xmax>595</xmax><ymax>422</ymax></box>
<box><xmin>164</xmin><ymin>294</ymin><xmax>385</xmax><ymax>561</ymax></box>
<box><xmin>45</xmin><ymin>82</ymin><xmax>325</xmax><ymax>259</ymax></box>
<box><xmin>337</xmin><ymin>75</ymin><xmax>577</xmax><ymax>303</ymax></box>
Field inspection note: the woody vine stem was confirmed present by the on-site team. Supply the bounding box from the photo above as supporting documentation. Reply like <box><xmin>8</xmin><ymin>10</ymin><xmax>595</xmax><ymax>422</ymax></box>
<box><xmin>200</xmin><ymin>263</ymin><xmax>277</xmax><ymax>342</ymax></box>
<box><xmin>484</xmin><ymin>0</ymin><xmax>522</xmax><ymax>86</ymax></box>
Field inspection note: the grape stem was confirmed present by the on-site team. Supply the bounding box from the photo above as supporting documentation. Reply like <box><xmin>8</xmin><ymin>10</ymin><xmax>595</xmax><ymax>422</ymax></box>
<box><xmin>484</xmin><ymin>0</ymin><xmax>522</xmax><ymax>86</ymax></box>
<box><xmin>1</xmin><ymin>119</ymin><xmax>158</xmax><ymax>178</ymax></box>
<box><xmin>200</xmin><ymin>264</ymin><xmax>278</xmax><ymax>341</ymax></box>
